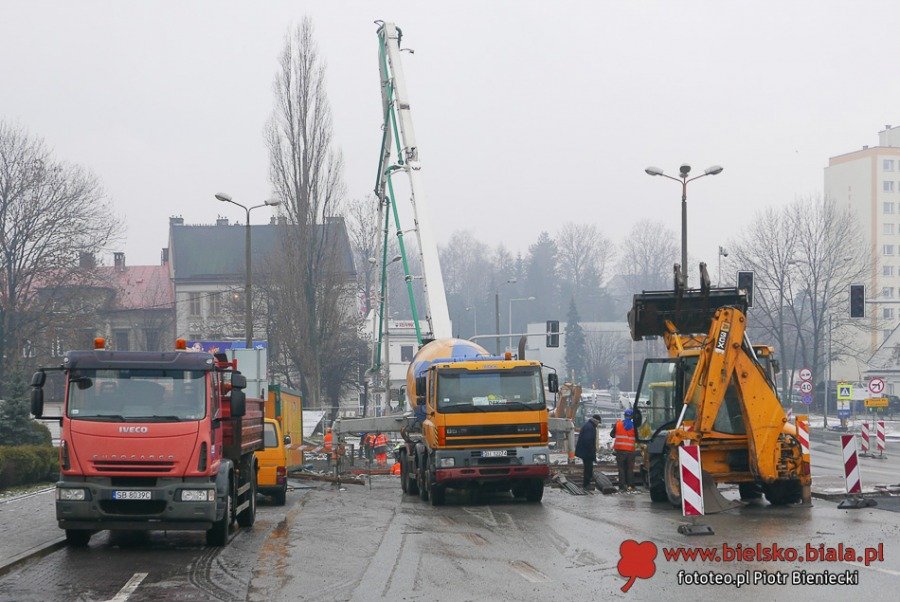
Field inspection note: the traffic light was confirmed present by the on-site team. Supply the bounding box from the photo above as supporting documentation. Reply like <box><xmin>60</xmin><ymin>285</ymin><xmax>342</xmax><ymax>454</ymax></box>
<box><xmin>737</xmin><ymin>271</ymin><xmax>754</xmax><ymax>307</ymax></box>
<box><xmin>850</xmin><ymin>284</ymin><xmax>865</xmax><ymax>318</ymax></box>
<box><xmin>546</xmin><ymin>320</ymin><xmax>559</xmax><ymax>348</ymax></box>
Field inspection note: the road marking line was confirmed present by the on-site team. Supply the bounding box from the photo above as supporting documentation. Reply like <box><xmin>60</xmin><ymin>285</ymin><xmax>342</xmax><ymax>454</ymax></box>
<box><xmin>510</xmin><ymin>560</ymin><xmax>551</xmax><ymax>583</ymax></box>
<box><xmin>108</xmin><ymin>572</ymin><xmax>148</xmax><ymax>601</ymax></box>
<box><xmin>844</xmin><ymin>561</ymin><xmax>900</xmax><ymax>577</ymax></box>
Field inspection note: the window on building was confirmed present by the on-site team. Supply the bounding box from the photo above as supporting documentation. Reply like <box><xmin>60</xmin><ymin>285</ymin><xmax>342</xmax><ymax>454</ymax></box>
<box><xmin>143</xmin><ymin>328</ymin><xmax>161</xmax><ymax>352</ymax></box>
<box><xmin>401</xmin><ymin>345</ymin><xmax>414</xmax><ymax>363</ymax></box>
<box><xmin>884</xmin><ymin>308</ymin><xmax>895</xmax><ymax>319</ymax></box>
<box><xmin>884</xmin><ymin>329</ymin><xmax>893</xmax><ymax>342</ymax></box>
<box><xmin>886</xmin><ymin>159</ymin><xmax>896</xmax><ymax>171</ymax></box>
<box><xmin>884</xmin><ymin>265</ymin><xmax>895</xmax><ymax>277</ymax></box>
<box><xmin>884</xmin><ymin>244</ymin><xmax>895</xmax><ymax>256</ymax></box>
<box><xmin>189</xmin><ymin>292</ymin><xmax>202</xmax><ymax>316</ymax></box>
<box><xmin>885</xmin><ymin>202</ymin><xmax>895</xmax><ymax>214</ymax></box>
<box><xmin>209</xmin><ymin>292</ymin><xmax>222</xmax><ymax>316</ymax></box>
<box><xmin>885</xmin><ymin>181</ymin><xmax>895</xmax><ymax>193</ymax></box>
<box><xmin>113</xmin><ymin>329</ymin><xmax>130</xmax><ymax>351</ymax></box>
<box><xmin>885</xmin><ymin>223</ymin><xmax>896</xmax><ymax>236</ymax></box>
<box><xmin>883</xmin><ymin>287</ymin><xmax>894</xmax><ymax>299</ymax></box>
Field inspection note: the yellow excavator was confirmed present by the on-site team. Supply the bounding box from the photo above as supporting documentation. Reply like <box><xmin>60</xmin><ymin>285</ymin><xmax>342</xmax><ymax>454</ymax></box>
<box><xmin>628</xmin><ymin>265</ymin><xmax>810</xmax><ymax>509</ymax></box>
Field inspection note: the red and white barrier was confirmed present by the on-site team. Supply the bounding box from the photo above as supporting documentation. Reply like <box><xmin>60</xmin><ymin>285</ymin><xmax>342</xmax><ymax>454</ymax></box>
<box><xmin>860</xmin><ymin>422</ymin><xmax>870</xmax><ymax>455</ymax></box>
<box><xmin>876</xmin><ymin>420</ymin><xmax>886</xmax><ymax>455</ymax></box>
<box><xmin>679</xmin><ymin>445</ymin><xmax>704</xmax><ymax>516</ymax></box>
<box><xmin>796</xmin><ymin>417</ymin><xmax>810</xmax><ymax>456</ymax></box>
<box><xmin>841</xmin><ymin>434</ymin><xmax>862</xmax><ymax>494</ymax></box>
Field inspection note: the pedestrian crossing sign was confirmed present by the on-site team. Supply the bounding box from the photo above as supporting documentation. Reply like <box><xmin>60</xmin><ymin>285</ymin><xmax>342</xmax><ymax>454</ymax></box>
<box><xmin>837</xmin><ymin>383</ymin><xmax>852</xmax><ymax>400</ymax></box>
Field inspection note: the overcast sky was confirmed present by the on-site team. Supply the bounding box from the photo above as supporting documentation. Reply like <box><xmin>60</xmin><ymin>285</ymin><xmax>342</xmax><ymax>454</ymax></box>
<box><xmin>2</xmin><ymin>1</ymin><xmax>898</xmax><ymax>275</ymax></box>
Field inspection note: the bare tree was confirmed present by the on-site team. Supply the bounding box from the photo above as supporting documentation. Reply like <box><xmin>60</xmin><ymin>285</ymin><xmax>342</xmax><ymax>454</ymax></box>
<box><xmin>346</xmin><ymin>195</ymin><xmax>380</xmax><ymax>315</ymax></box>
<box><xmin>265</xmin><ymin>18</ymin><xmax>355</xmax><ymax>415</ymax></box>
<box><xmin>617</xmin><ymin>219</ymin><xmax>679</xmax><ymax>293</ymax></box>
<box><xmin>0</xmin><ymin>122</ymin><xmax>120</xmax><ymax>394</ymax></box>
<box><xmin>584</xmin><ymin>330</ymin><xmax>629</xmax><ymax>388</ymax></box>
<box><xmin>556</xmin><ymin>223</ymin><xmax>612</xmax><ymax>310</ymax></box>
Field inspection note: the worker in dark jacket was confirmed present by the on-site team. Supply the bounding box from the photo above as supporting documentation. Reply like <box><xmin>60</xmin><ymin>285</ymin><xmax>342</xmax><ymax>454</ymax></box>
<box><xmin>575</xmin><ymin>414</ymin><xmax>602</xmax><ymax>489</ymax></box>
<box><xmin>610</xmin><ymin>408</ymin><xmax>637</xmax><ymax>491</ymax></box>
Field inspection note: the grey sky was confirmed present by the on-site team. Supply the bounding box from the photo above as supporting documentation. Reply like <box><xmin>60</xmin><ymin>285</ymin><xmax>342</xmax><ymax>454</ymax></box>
<box><xmin>2</xmin><ymin>1</ymin><xmax>897</xmax><ymax>274</ymax></box>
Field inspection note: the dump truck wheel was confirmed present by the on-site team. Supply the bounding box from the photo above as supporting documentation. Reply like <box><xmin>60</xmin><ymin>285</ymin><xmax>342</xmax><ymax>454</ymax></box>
<box><xmin>763</xmin><ymin>480</ymin><xmax>802</xmax><ymax>506</ymax></box>
<box><xmin>418</xmin><ymin>457</ymin><xmax>429</xmax><ymax>502</ymax></box>
<box><xmin>399</xmin><ymin>450</ymin><xmax>409</xmax><ymax>494</ymax></box>
<box><xmin>525</xmin><ymin>479</ymin><xmax>544</xmax><ymax>503</ymax></box>
<box><xmin>511</xmin><ymin>483</ymin><xmax>527</xmax><ymax>498</ymax></box>
<box><xmin>65</xmin><ymin>529</ymin><xmax>92</xmax><ymax>547</ymax></box>
<box><xmin>237</xmin><ymin>459</ymin><xmax>257</xmax><ymax>527</ymax></box>
<box><xmin>430</xmin><ymin>481</ymin><xmax>446</xmax><ymax>506</ymax></box>
<box><xmin>407</xmin><ymin>455</ymin><xmax>420</xmax><ymax>496</ymax></box>
<box><xmin>206</xmin><ymin>483</ymin><xmax>232</xmax><ymax>547</ymax></box>
<box><xmin>664</xmin><ymin>452</ymin><xmax>682</xmax><ymax>507</ymax></box>
<box><xmin>739</xmin><ymin>482</ymin><xmax>763</xmax><ymax>500</ymax></box>
<box><xmin>648</xmin><ymin>453</ymin><xmax>668</xmax><ymax>502</ymax></box>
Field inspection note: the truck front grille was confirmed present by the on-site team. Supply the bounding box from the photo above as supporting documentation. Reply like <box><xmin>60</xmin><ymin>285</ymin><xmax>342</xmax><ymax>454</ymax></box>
<box><xmin>93</xmin><ymin>461</ymin><xmax>175</xmax><ymax>474</ymax></box>
<box><xmin>99</xmin><ymin>500</ymin><xmax>167</xmax><ymax>515</ymax></box>
<box><xmin>446</xmin><ymin>436</ymin><xmax>541</xmax><ymax>447</ymax></box>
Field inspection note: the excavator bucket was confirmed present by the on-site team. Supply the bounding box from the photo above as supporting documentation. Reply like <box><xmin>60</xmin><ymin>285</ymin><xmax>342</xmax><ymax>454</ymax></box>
<box><xmin>701</xmin><ymin>470</ymin><xmax>743</xmax><ymax>513</ymax></box>
<box><xmin>628</xmin><ymin>287</ymin><xmax>749</xmax><ymax>341</ymax></box>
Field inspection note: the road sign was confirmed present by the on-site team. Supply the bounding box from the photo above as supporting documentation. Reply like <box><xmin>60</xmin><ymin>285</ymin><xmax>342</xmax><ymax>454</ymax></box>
<box><xmin>837</xmin><ymin>383</ymin><xmax>853</xmax><ymax>400</ymax></box>
<box><xmin>837</xmin><ymin>408</ymin><xmax>851</xmax><ymax>419</ymax></box>
<box><xmin>799</xmin><ymin>368</ymin><xmax>812</xmax><ymax>382</ymax></box>
<box><xmin>799</xmin><ymin>381</ymin><xmax>813</xmax><ymax>394</ymax></box>
<box><xmin>868</xmin><ymin>377</ymin><xmax>885</xmax><ymax>395</ymax></box>
<box><xmin>802</xmin><ymin>394</ymin><xmax>813</xmax><ymax>405</ymax></box>
<box><xmin>865</xmin><ymin>397</ymin><xmax>889</xmax><ymax>408</ymax></box>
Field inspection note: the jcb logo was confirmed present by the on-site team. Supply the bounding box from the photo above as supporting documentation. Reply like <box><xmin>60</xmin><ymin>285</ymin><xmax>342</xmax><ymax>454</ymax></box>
<box><xmin>714</xmin><ymin>323</ymin><xmax>730</xmax><ymax>354</ymax></box>
<box><xmin>118</xmin><ymin>426</ymin><xmax>149</xmax><ymax>434</ymax></box>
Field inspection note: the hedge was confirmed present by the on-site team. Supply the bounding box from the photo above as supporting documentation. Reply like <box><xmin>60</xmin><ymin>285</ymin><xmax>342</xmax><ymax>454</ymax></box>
<box><xmin>0</xmin><ymin>445</ymin><xmax>59</xmax><ymax>489</ymax></box>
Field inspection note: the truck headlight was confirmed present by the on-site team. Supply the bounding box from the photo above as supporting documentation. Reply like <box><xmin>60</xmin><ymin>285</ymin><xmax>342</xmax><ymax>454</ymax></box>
<box><xmin>438</xmin><ymin>457</ymin><xmax>455</xmax><ymax>468</ymax></box>
<box><xmin>57</xmin><ymin>488</ymin><xmax>87</xmax><ymax>501</ymax></box>
<box><xmin>179</xmin><ymin>489</ymin><xmax>216</xmax><ymax>502</ymax></box>
<box><xmin>533</xmin><ymin>454</ymin><xmax>548</xmax><ymax>465</ymax></box>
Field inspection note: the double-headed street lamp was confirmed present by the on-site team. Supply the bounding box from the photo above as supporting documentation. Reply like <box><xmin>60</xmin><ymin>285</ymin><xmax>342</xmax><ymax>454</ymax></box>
<box><xmin>645</xmin><ymin>163</ymin><xmax>723</xmax><ymax>287</ymax></box>
<box><xmin>509</xmin><ymin>296</ymin><xmax>535</xmax><ymax>347</ymax></box>
<box><xmin>495</xmin><ymin>278</ymin><xmax>517</xmax><ymax>355</ymax></box>
<box><xmin>214</xmin><ymin>193</ymin><xmax>281</xmax><ymax>348</ymax></box>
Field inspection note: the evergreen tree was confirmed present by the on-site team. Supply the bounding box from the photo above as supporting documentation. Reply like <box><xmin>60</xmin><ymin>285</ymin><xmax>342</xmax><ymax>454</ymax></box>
<box><xmin>564</xmin><ymin>298</ymin><xmax>587</xmax><ymax>382</ymax></box>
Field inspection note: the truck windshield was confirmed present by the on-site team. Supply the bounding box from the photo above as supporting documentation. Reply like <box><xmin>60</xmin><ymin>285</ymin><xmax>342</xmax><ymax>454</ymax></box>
<box><xmin>67</xmin><ymin>369</ymin><xmax>207</xmax><ymax>422</ymax></box>
<box><xmin>437</xmin><ymin>368</ymin><xmax>545</xmax><ymax>413</ymax></box>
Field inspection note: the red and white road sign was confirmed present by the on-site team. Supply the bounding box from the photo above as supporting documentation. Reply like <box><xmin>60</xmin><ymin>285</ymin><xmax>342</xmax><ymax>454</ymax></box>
<box><xmin>868</xmin><ymin>377</ymin><xmax>886</xmax><ymax>396</ymax></box>
<box><xmin>796</xmin><ymin>417</ymin><xmax>810</xmax><ymax>456</ymax></box>
<box><xmin>877</xmin><ymin>420</ymin><xmax>886</xmax><ymax>453</ymax></box>
<box><xmin>679</xmin><ymin>445</ymin><xmax>704</xmax><ymax>517</ymax></box>
<box><xmin>799</xmin><ymin>368</ymin><xmax>812</xmax><ymax>382</ymax></box>
<box><xmin>841</xmin><ymin>435</ymin><xmax>862</xmax><ymax>494</ymax></box>
<box><xmin>861</xmin><ymin>422</ymin><xmax>870</xmax><ymax>454</ymax></box>
<box><xmin>799</xmin><ymin>381</ymin><xmax>813</xmax><ymax>394</ymax></box>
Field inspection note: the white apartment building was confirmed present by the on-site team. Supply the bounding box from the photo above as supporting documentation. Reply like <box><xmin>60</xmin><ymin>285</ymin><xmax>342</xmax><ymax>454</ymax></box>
<box><xmin>825</xmin><ymin>125</ymin><xmax>900</xmax><ymax>389</ymax></box>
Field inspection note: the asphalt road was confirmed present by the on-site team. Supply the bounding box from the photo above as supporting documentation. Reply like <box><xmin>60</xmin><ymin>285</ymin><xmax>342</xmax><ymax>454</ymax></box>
<box><xmin>2</xmin><ymin>475</ymin><xmax>898</xmax><ymax>601</ymax></box>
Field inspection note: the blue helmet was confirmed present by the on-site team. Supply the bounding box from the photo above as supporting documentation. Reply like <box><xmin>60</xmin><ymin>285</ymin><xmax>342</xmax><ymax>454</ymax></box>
<box><xmin>624</xmin><ymin>408</ymin><xmax>634</xmax><ymax>417</ymax></box>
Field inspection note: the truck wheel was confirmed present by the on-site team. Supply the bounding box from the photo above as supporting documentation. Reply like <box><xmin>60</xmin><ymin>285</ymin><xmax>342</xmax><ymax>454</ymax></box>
<box><xmin>418</xmin><ymin>457</ymin><xmax>429</xmax><ymax>502</ymax></box>
<box><xmin>273</xmin><ymin>482</ymin><xmax>287</xmax><ymax>506</ymax></box>
<box><xmin>739</xmin><ymin>482</ymin><xmax>763</xmax><ymax>500</ymax></box>
<box><xmin>762</xmin><ymin>480</ymin><xmax>801</xmax><ymax>506</ymax></box>
<box><xmin>648</xmin><ymin>453</ymin><xmax>668</xmax><ymax>502</ymax></box>
<box><xmin>430</xmin><ymin>481</ymin><xmax>446</xmax><ymax>506</ymax></box>
<box><xmin>65</xmin><ymin>529</ymin><xmax>92</xmax><ymax>547</ymax></box>
<box><xmin>511</xmin><ymin>483</ymin><xmax>526</xmax><ymax>498</ymax></box>
<box><xmin>525</xmin><ymin>479</ymin><xmax>544</xmax><ymax>503</ymax></box>
<box><xmin>399</xmin><ymin>450</ymin><xmax>409</xmax><ymax>494</ymax></box>
<box><xmin>237</xmin><ymin>461</ymin><xmax>257</xmax><ymax>527</ymax></box>
<box><xmin>407</xmin><ymin>455</ymin><xmax>419</xmax><ymax>496</ymax></box>
<box><xmin>206</xmin><ymin>481</ymin><xmax>232</xmax><ymax>546</ymax></box>
<box><xmin>664</xmin><ymin>452</ymin><xmax>681</xmax><ymax>507</ymax></box>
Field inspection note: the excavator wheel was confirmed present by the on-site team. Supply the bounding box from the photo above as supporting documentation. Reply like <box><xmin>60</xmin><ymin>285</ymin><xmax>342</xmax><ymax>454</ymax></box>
<box><xmin>647</xmin><ymin>454</ymin><xmax>668</xmax><ymax>502</ymax></box>
<box><xmin>664</xmin><ymin>452</ymin><xmax>682</xmax><ymax>507</ymax></box>
<box><xmin>739</xmin><ymin>482</ymin><xmax>763</xmax><ymax>500</ymax></box>
<box><xmin>762</xmin><ymin>480</ymin><xmax>802</xmax><ymax>506</ymax></box>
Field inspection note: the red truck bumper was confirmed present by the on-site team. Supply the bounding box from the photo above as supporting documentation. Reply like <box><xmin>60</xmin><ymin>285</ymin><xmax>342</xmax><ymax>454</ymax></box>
<box><xmin>435</xmin><ymin>464</ymin><xmax>549</xmax><ymax>484</ymax></box>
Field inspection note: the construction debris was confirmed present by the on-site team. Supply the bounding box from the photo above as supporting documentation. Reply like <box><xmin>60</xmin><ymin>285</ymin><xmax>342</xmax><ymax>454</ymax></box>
<box><xmin>289</xmin><ymin>470</ymin><xmax>365</xmax><ymax>486</ymax></box>
<box><xmin>551</xmin><ymin>473</ymin><xmax>588</xmax><ymax>495</ymax></box>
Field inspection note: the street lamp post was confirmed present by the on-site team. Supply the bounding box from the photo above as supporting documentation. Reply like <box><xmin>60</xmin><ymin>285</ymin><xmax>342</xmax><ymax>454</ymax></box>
<box><xmin>215</xmin><ymin>193</ymin><xmax>281</xmax><ymax>348</ymax></box>
<box><xmin>466</xmin><ymin>305</ymin><xmax>478</xmax><ymax>335</ymax></box>
<box><xmin>508</xmin><ymin>296</ymin><xmax>535</xmax><ymax>348</ymax></box>
<box><xmin>495</xmin><ymin>278</ymin><xmax>517</xmax><ymax>355</ymax></box>
<box><xmin>645</xmin><ymin>164</ymin><xmax>723</xmax><ymax>287</ymax></box>
<box><xmin>717</xmin><ymin>246</ymin><xmax>728</xmax><ymax>285</ymax></box>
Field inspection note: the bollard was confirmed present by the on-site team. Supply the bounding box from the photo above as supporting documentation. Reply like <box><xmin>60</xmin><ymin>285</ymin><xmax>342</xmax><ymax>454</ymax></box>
<box><xmin>796</xmin><ymin>414</ymin><xmax>812</xmax><ymax>505</ymax></box>
<box><xmin>860</xmin><ymin>422</ymin><xmax>870</xmax><ymax>456</ymax></box>
<box><xmin>838</xmin><ymin>434</ymin><xmax>876</xmax><ymax>509</ymax></box>
<box><xmin>876</xmin><ymin>420</ymin><xmax>886</xmax><ymax>459</ymax></box>
<box><xmin>677</xmin><ymin>445</ymin><xmax>714</xmax><ymax>536</ymax></box>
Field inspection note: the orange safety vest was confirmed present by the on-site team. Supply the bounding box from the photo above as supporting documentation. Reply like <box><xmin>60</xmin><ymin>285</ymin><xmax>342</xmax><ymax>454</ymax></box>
<box><xmin>323</xmin><ymin>431</ymin><xmax>333</xmax><ymax>452</ymax></box>
<box><xmin>613</xmin><ymin>420</ymin><xmax>636</xmax><ymax>452</ymax></box>
<box><xmin>374</xmin><ymin>433</ymin><xmax>388</xmax><ymax>453</ymax></box>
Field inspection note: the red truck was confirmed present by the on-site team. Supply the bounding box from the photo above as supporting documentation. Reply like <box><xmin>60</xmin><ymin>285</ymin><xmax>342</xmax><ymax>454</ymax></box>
<box><xmin>30</xmin><ymin>338</ymin><xmax>262</xmax><ymax>547</ymax></box>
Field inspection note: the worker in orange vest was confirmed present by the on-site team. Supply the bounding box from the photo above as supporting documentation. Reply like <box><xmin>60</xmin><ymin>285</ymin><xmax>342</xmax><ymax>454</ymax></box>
<box><xmin>323</xmin><ymin>427</ymin><xmax>333</xmax><ymax>453</ymax></box>
<box><xmin>610</xmin><ymin>408</ymin><xmax>637</xmax><ymax>492</ymax></box>
<box><xmin>373</xmin><ymin>432</ymin><xmax>388</xmax><ymax>467</ymax></box>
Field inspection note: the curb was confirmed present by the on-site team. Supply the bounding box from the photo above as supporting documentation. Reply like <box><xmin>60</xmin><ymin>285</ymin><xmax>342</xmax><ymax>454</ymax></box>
<box><xmin>0</xmin><ymin>537</ymin><xmax>66</xmax><ymax>578</ymax></box>
<box><xmin>0</xmin><ymin>487</ymin><xmax>55</xmax><ymax>505</ymax></box>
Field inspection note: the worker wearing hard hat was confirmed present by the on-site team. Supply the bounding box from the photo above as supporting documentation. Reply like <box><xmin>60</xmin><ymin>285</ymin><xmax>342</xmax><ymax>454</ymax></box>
<box><xmin>610</xmin><ymin>408</ymin><xmax>637</xmax><ymax>492</ymax></box>
<box><xmin>575</xmin><ymin>414</ymin><xmax>602</xmax><ymax>490</ymax></box>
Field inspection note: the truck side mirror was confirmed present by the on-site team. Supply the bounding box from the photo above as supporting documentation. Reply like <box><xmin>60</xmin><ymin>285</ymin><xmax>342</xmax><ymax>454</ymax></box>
<box><xmin>230</xmin><ymin>388</ymin><xmax>246</xmax><ymax>417</ymax></box>
<box><xmin>283</xmin><ymin>434</ymin><xmax>292</xmax><ymax>446</ymax></box>
<box><xmin>31</xmin><ymin>387</ymin><xmax>44</xmax><ymax>418</ymax></box>
<box><xmin>632</xmin><ymin>407</ymin><xmax>643</xmax><ymax>429</ymax></box>
<box><xmin>548</xmin><ymin>373</ymin><xmax>559</xmax><ymax>393</ymax></box>
<box><xmin>31</xmin><ymin>370</ymin><xmax>46</xmax><ymax>387</ymax></box>
<box><xmin>231</xmin><ymin>372</ymin><xmax>247</xmax><ymax>390</ymax></box>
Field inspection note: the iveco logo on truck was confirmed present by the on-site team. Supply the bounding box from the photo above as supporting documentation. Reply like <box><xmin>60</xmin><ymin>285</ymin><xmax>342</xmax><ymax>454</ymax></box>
<box><xmin>118</xmin><ymin>426</ymin><xmax>149</xmax><ymax>433</ymax></box>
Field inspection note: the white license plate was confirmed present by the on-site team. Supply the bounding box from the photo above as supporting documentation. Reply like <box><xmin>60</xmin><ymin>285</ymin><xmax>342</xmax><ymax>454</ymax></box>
<box><xmin>482</xmin><ymin>450</ymin><xmax>506</xmax><ymax>458</ymax></box>
<box><xmin>112</xmin><ymin>490</ymin><xmax>151</xmax><ymax>500</ymax></box>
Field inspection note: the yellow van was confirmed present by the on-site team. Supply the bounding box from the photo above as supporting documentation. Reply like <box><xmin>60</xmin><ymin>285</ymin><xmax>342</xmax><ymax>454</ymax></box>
<box><xmin>256</xmin><ymin>418</ymin><xmax>289</xmax><ymax>505</ymax></box>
